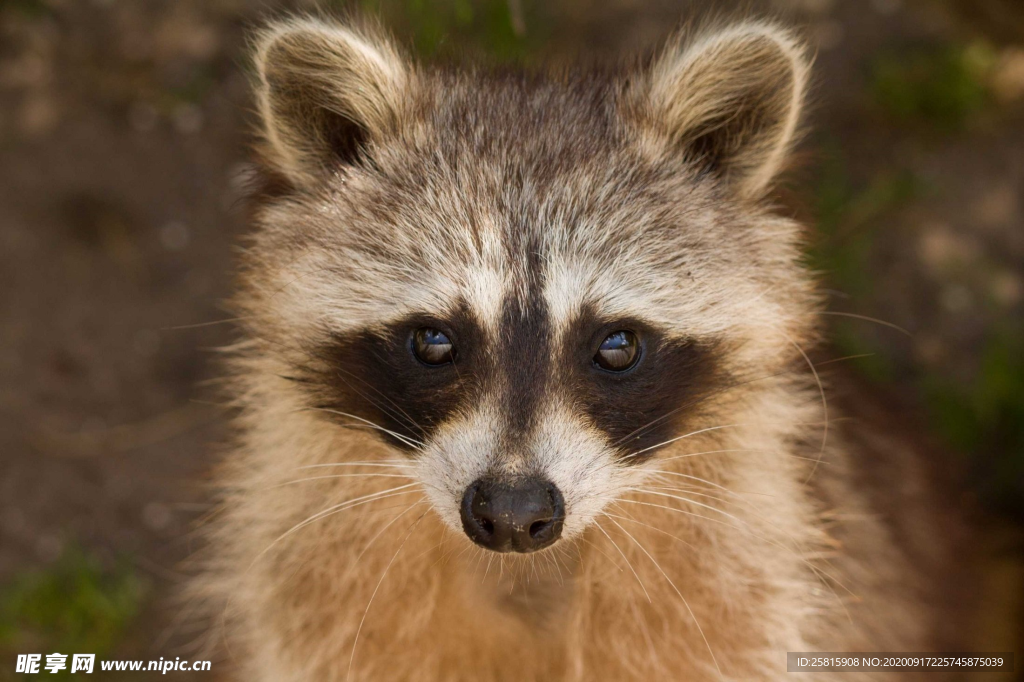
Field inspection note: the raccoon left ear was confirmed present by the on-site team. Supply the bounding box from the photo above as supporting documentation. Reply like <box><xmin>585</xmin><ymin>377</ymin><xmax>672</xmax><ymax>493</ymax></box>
<box><xmin>252</xmin><ymin>18</ymin><xmax>410</xmax><ymax>186</ymax></box>
<box><xmin>640</xmin><ymin>21</ymin><xmax>810</xmax><ymax>199</ymax></box>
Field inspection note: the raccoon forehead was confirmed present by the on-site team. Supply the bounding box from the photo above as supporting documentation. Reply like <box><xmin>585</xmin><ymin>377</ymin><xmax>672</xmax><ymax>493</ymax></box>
<box><xmin>252</xmin><ymin>186</ymin><xmax>511</xmax><ymax>333</ymax></box>
<box><xmin>254</xmin><ymin>184</ymin><xmax>779</xmax><ymax>343</ymax></box>
<box><xmin>251</xmin><ymin>107</ymin><xmax>791</xmax><ymax>342</ymax></box>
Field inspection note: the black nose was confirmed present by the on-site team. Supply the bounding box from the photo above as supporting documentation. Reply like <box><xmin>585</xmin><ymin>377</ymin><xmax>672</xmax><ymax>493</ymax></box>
<box><xmin>460</xmin><ymin>478</ymin><xmax>565</xmax><ymax>553</ymax></box>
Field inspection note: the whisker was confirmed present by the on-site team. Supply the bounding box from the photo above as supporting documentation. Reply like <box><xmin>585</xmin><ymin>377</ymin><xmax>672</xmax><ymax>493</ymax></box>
<box><xmin>483</xmin><ymin>553</ymin><xmax>495</xmax><ymax>582</ymax></box>
<box><xmin>624</xmin><ymin>484</ymin><xmax>796</xmax><ymax>551</ymax></box>
<box><xmin>268</xmin><ymin>473</ymin><xmax>412</xmax><ymax>488</ymax></box>
<box><xmin>295</xmin><ymin>461</ymin><xmax>414</xmax><ymax>471</ymax></box>
<box><xmin>623</xmin><ymin>417</ymin><xmax>843</xmax><ymax>463</ymax></box>
<box><xmin>601</xmin><ymin>511</ymin><xmax>697</xmax><ymax>551</ymax></box>
<box><xmin>610</xmin><ymin>343</ymin><xmax>867</xmax><ymax>463</ymax></box>
<box><xmin>641</xmin><ymin>475</ymin><xmax>777</xmax><ymax>499</ymax></box>
<box><xmin>347</xmin><ymin>511</ymin><xmax>428</xmax><ymax>681</ymax></box>
<box><xmin>637</xmin><ymin>469</ymin><xmax>738</xmax><ymax>496</ymax></box>
<box><xmin>221</xmin><ymin>487</ymin><xmax>425</xmax><ymax>665</ymax></box>
<box><xmin>580</xmin><ymin>535</ymin><xmax>626</xmax><ymax>572</ymax></box>
<box><xmin>616</xmin><ymin>498</ymin><xmax>746</xmax><ymax>532</ymax></box>
<box><xmin>249</xmin><ymin>484</ymin><xmax>423</xmax><ymax>569</ymax></box>
<box><xmin>475</xmin><ymin>548</ymin><xmax>488</xmax><ymax>578</ymax></box>
<box><xmin>610</xmin><ymin>375</ymin><xmax>743</xmax><ymax>449</ymax></box>
<box><xmin>305</xmin><ymin>408</ymin><xmax>426</xmax><ymax>450</ymax></box>
<box><xmin>291</xmin><ymin>478</ymin><xmax>452</xmax><ymax>500</ymax></box>
<box><xmin>429</xmin><ymin>539</ymin><xmax>459</xmax><ymax>570</ymax></box>
<box><xmin>818</xmin><ymin>310</ymin><xmax>911</xmax><ymax>336</ymax></box>
<box><xmin>633</xmin><ymin>484</ymin><xmax>757</xmax><ymax>510</ymax></box>
<box><xmin>616</xmin><ymin>498</ymin><xmax>856</xmax><ymax>599</ymax></box>
<box><xmin>301</xmin><ymin>407</ymin><xmax>425</xmax><ymax>450</ymax></box>
<box><xmin>607</xmin><ymin>518</ymin><xmax>723</xmax><ymax>680</ymax></box>
<box><xmin>572</xmin><ymin>538</ymin><xmax>586</xmax><ymax>572</ymax></box>
<box><xmin>782</xmin><ymin>332</ymin><xmax>828</xmax><ymax>484</ymax></box>
<box><xmin>161</xmin><ymin>316</ymin><xmax>252</xmax><ymax>331</ymax></box>
<box><xmin>610</xmin><ymin>369</ymin><xmax>792</xmax><ymax>448</ymax></box>
<box><xmin>643</xmin><ymin>485</ymin><xmax>856</xmax><ymax>620</ymax></box>
<box><xmin>656</xmin><ymin>447</ymin><xmax>821</xmax><ymax>464</ymax></box>
<box><xmin>621</xmin><ymin>423</ymin><xmax>748</xmax><ymax>462</ymax></box>
<box><xmin>328</xmin><ymin>364</ymin><xmax>428</xmax><ymax>438</ymax></box>
<box><xmin>626</xmin><ymin>482</ymin><xmax>800</xmax><ymax>545</ymax></box>
<box><xmin>621</xmin><ymin>487</ymin><xmax>806</xmax><ymax>559</ymax></box>
<box><xmin>629</xmin><ymin>598</ymin><xmax>662</xmax><ymax>672</ymax></box>
<box><xmin>553</xmin><ymin>544</ymin><xmax>574</xmax><ymax>582</ymax></box>
<box><xmin>301</xmin><ymin>501</ymin><xmax>427</xmax><ymax>630</ymax></box>
<box><xmin>814</xmin><ymin>352</ymin><xmax>876</xmax><ymax>367</ymax></box>
<box><xmin>330</xmin><ymin>422</ymin><xmax>422</xmax><ymax>441</ymax></box>
<box><xmin>622</xmin><ymin>488</ymin><xmax>751</xmax><ymax>528</ymax></box>
<box><xmin>657</xmin><ymin>447</ymin><xmax>771</xmax><ymax>462</ymax></box>
<box><xmin>594</xmin><ymin>521</ymin><xmax>651</xmax><ymax>603</ymax></box>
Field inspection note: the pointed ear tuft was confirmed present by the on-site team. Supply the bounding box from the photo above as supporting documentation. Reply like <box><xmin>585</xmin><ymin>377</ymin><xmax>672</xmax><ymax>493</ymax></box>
<box><xmin>643</xmin><ymin>21</ymin><xmax>810</xmax><ymax>199</ymax></box>
<box><xmin>252</xmin><ymin>18</ymin><xmax>410</xmax><ymax>185</ymax></box>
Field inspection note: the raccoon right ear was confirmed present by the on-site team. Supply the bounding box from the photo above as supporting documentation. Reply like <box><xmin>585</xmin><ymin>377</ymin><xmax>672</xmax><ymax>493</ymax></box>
<box><xmin>640</xmin><ymin>21</ymin><xmax>810</xmax><ymax>200</ymax></box>
<box><xmin>252</xmin><ymin>19</ymin><xmax>410</xmax><ymax>185</ymax></box>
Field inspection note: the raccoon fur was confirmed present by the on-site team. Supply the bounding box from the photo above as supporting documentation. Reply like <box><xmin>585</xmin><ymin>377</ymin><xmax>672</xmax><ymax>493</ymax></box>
<box><xmin>192</xmin><ymin>16</ymin><xmax>976</xmax><ymax>681</ymax></box>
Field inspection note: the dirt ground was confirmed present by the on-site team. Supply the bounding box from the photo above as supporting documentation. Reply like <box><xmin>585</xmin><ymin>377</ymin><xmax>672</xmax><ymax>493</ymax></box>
<box><xmin>1</xmin><ymin>0</ymin><xmax>1022</xmax><ymax>678</ymax></box>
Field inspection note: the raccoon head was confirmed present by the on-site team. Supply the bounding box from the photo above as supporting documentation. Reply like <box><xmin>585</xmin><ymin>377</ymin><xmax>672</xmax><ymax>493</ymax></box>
<box><xmin>243</xmin><ymin>19</ymin><xmax>813</xmax><ymax>553</ymax></box>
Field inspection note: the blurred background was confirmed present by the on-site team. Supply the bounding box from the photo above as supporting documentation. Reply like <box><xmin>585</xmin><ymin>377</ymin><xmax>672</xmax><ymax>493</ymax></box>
<box><xmin>0</xmin><ymin>0</ymin><xmax>1022</xmax><ymax>678</ymax></box>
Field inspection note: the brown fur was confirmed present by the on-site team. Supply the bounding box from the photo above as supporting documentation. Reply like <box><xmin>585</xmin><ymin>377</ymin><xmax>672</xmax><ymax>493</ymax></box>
<box><xmin>190</xmin><ymin>16</ymin><xmax>973</xmax><ymax>681</ymax></box>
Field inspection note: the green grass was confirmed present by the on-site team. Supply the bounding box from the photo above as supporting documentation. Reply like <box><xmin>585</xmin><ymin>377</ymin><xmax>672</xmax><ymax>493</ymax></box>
<box><xmin>346</xmin><ymin>0</ymin><xmax>536</xmax><ymax>61</ymax></box>
<box><xmin>355</xmin><ymin>0</ymin><xmax>538</xmax><ymax>61</ymax></box>
<box><xmin>925</xmin><ymin>327</ymin><xmax>1024</xmax><ymax>514</ymax></box>
<box><xmin>0</xmin><ymin>547</ymin><xmax>147</xmax><ymax>678</ymax></box>
<box><xmin>0</xmin><ymin>0</ymin><xmax>52</xmax><ymax>19</ymax></box>
<box><xmin>870</xmin><ymin>42</ymin><xmax>996</xmax><ymax>131</ymax></box>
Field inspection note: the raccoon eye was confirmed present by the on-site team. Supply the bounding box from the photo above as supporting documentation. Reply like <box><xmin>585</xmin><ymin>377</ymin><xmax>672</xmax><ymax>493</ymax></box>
<box><xmin>412</xmin><ymin>328</ymin><xmax>456</xmax><ymax>366</ymax></box>
<box><xmin>594</xmin><ymin>330</ymin><xmax>640</xmax><ymax>372</ymax></box>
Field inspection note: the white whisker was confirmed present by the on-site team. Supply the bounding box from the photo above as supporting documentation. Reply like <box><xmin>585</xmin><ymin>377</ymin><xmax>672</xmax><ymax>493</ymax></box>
<box><xmin>607</xmin><ymin>518</ymin><xmax>722</xmax><ymax>680</ymax></box>
<box><xmin>642</xmin><ymin>476</ymin><xmax>777</xmax><ymax>500</ymax></box>
<box><xmin>617</xmin><ymin>497</ymin><xmax>857</xmax><ymax>602</ymax></box>
<box><xmin>295</xmin><ymin>461</ymin><xmax>414</xmax><ymax>470</ymax></box>
<box><xmin>347</xmin><ymin>511</ymin><xmax>428</xmax><ymax>681</ymax></box>
<box><xmin>594</xmin><ymin>521</ymin><xmax>651</xmax><ymax>603</ymax></box>
<box><xmin>623</xmin><ymin>488</ymin><xmax>751</xmax><ymax>527</ymax></box>
<box><xmin>581</xmin><ymin>535</ymin><xmax>626</xmax><ymax>572</ymax></box>
<box><xmin>818</xmin><ymin>310</ymin><xmax>911</xmax><ymax>336</ymax></box>
<box><xmin>601</xmin><ymin>511</ymin><xmax>697</xmax><ymax>551</ymax></box>
<box><xmin>781</xmin><ymin>331</ymin><xmax>828</xmax><ymax>484</ymax></box>
<box><xmin>621</xmin><ymin>423</ymin><xmax>748</xmax><ymax>461</ymax></box>
<box><xmin>301</xmin><ymin>407</ymin><xmax>426</xmax><ymax>450</ymax></box>
<box><xmin>269</xmin><ymin>473</ymin><xmax>413</xmax><ymax>488</ymax></box>
<box><xmin>249</xmin><ymin>484</ymin><xmax>423</xmax><ymax>569</ymax></box>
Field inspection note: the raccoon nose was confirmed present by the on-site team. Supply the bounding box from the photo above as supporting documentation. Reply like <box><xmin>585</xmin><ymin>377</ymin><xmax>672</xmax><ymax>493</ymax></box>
<box><xmin>460</xmin><ymin>478</ymin><xmax>565</xmax><ymax>553</ymax></box>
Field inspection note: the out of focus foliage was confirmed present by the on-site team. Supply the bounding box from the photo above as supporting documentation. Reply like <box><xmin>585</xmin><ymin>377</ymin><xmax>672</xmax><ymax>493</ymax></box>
<box><xmin>0</xmin><ymin>547</ymin><xmax>147</xmax><ymax>678</ymax></box>
<box><xmin>354</xmin><ymin>0</ymin><xmax>538</xmax><ymax>60</ymax></box>
<box><xmin>871</xmin><ymin>43</ymin><xmax>995</xmax><ymax>131</ymax></box>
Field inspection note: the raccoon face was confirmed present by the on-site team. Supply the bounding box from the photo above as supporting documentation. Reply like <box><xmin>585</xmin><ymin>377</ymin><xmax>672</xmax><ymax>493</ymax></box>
<box><xmin>245</xmin><ymin>20</ymin><xmax>811</xmax><ymax>553</ymax></box>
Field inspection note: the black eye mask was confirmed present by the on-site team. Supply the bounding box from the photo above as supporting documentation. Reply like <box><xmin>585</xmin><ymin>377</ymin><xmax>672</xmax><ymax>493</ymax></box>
<box><xmin>303</xmin><ymin>299</ymin><xmax>723</xmax><ymax>464</ymax></box>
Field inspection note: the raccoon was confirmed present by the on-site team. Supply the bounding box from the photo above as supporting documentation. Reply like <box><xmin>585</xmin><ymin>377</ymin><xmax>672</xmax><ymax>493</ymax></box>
<box><xmin>194</xmin><ymin>16</ymin><xmax>972</xmax><ymax>681</ymax></box>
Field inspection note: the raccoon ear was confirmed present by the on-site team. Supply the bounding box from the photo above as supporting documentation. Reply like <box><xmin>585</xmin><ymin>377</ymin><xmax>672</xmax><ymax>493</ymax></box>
<box><xmin>253</xmin><ymin>19</ymin><xmax>410</xmax><ymax>185</ymax></box>
<box><xmin>643</xmin><ymin>22</ymin><xmax>810</xmax><ymax>199</ymax></box>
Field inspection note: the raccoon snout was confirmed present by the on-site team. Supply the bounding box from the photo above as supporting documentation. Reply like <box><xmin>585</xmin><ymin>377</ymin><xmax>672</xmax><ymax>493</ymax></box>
<box><xmin>460</xmin><ymin>478</ymin><xmax>565</xmax><ymax>553</ymax></box>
